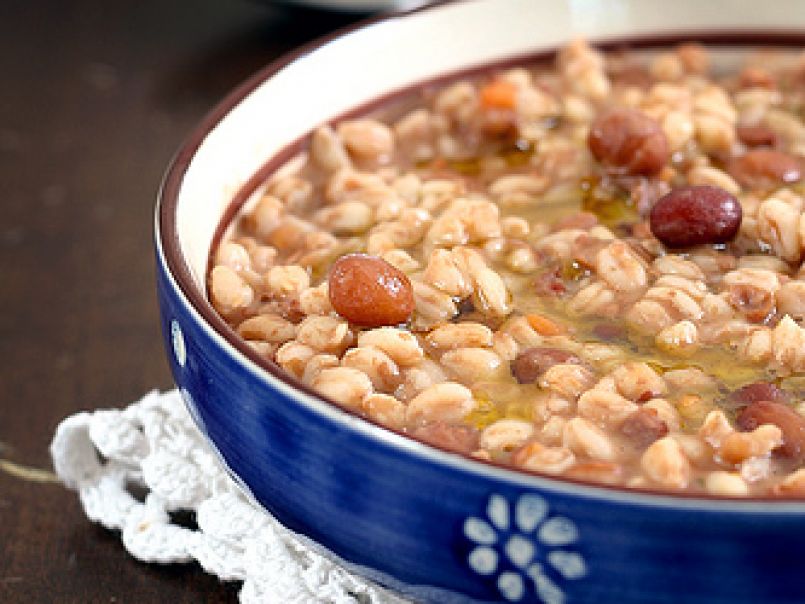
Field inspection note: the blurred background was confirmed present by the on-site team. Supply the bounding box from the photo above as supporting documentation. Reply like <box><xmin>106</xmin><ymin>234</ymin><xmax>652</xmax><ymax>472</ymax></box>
<box><xmin>0</xmin><ymin>1</ymin><xmax>411</xmax><ymax>601</ymax></box>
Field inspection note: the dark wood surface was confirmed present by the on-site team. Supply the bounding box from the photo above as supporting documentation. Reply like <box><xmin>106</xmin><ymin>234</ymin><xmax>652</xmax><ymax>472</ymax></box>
<box><xmin>0</xmin><ymin>2</ymin><xmax>363</xmax><ymax>601</ymax></box>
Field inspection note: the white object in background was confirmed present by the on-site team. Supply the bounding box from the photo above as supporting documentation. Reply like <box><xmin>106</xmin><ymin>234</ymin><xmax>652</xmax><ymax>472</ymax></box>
<box><xmin>50</xmin><ymin>389</ymin><xmax>410</xmax><ymax>604</ymax></box>
<box><xmin>278</xmin><ymin>0</ymin><xmax>431</xmax><ymax>12</ymax></box>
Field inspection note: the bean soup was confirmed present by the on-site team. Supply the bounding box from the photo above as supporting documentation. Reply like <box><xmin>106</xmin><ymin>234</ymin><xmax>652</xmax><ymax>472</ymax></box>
<box><xmin>209</xmin><ymin>40</ymin><xmax>805</xmax><ymax>497</ymax></box>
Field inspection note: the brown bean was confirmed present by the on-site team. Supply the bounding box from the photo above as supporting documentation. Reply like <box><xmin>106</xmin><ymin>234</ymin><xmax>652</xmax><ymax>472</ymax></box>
<box><xmin>592</xmin><ymin>322</ymin><xmax>626</xmax><ymax>341</ymax></box>
<box><xmin>611</xmin><ymin>64</ymin><xmax>654</xmax><ymax>89</ymax></box>
<box><xmin>412</xmin><ymin>422</ymin><xmax>479</xmax><ymax>455</ymax></box>
<box><xmin>328</xmin><ymin>254</ymin><xmax>415</xmax><ymax>327</ymax></box>
<box><xmin>729</xmin><ymin>382</ymin><xmax>790</xmax><ymax>407</ymax></box>
<box><xmin>728</xmin><ymin>149</ymin><xmax>802</xmax><ymax>190</ymax></box>
<box><xmin>737</xmin><ymin>124</ymin><xmax>778</xmax><ymax>148</ymax></box>
<box><xmin>511</xmin><ymin>347</ymin><xmax>582</xmax><ymax>384</ymax></box>
<box><xmin>649</xmin><ymin>185</ymin><xmax>741</xmax><ymax>247</ymax></box>
<box><xmin>736</xmin><ymin>400</ymin><xmax>805</xmax><ymax>459</ymax></box>
<box><xmin>588</xmin><ymin>108</ymin><xmax>669</xmax><ymax>176</ymax></box>
<box><xmin>620</xmin><ymin>407</ymin><xmax>668</xmax><ymax>448</ymax></box>
<box><xmin>563</xmin><ymin>460</ymin><xmax>623</xmax><ymax>485</ymax></box>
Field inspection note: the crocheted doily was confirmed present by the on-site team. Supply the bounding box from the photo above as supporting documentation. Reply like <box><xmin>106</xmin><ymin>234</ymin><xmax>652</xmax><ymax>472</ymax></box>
<box><xmin>50</xmin><ymin>389</ymin><xmax>410</xmax><ymax>604</ymax></box>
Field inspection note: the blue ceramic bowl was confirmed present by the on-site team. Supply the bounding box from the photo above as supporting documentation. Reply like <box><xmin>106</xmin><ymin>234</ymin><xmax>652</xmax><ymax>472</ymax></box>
<box><xmin>155</xmin><ymin>1</ymin><xmax>805</xmax><ymax>601</ymax></box>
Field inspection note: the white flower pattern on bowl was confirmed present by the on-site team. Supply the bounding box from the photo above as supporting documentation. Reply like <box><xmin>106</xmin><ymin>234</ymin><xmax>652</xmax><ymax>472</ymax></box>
<box><xmin>171</xmin><ymin>319</ymin><xmax>186</xmax><ymax>368</ymax></box>
<box><xmin>464</xmin><ymin>494</ymin><xmax>587</xmax><ymax>603</ymax></box>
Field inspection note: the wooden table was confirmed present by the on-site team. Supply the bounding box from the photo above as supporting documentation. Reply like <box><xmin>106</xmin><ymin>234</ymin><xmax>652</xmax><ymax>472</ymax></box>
<box><xmin>0</xmin><ymin>2</ymin><xmax>362</xmax><ymax>601</ymax></box>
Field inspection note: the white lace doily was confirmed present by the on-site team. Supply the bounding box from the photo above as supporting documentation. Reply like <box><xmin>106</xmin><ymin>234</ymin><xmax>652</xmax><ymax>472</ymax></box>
<box><xmin>50</xmin><ymin>389</ymin><xmax>411</xmax><ymax>604</ymax></box>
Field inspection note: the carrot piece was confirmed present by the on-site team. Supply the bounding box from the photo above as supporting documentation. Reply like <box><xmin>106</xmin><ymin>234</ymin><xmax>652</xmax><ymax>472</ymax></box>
<box><xmin>430</xmin><ymin>157</ymin><xmax>448</xmax><ymax>171</ymax></box>
<box><xmin>526</xmin><ymin>313</ymin><xmax>564</xmax><ymax>336</ymax></box>
<box><xmin>480</xmin><ymin>79</ymin><xmax>517</xmax><ymax>110</ymax></box>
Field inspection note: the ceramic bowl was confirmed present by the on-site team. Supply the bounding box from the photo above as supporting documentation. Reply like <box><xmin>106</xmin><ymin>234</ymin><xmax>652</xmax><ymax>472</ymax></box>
<box><xmin>155</xmin><ymin>1</ymin><xmax>805</xmax><ymax>601</ymax></box>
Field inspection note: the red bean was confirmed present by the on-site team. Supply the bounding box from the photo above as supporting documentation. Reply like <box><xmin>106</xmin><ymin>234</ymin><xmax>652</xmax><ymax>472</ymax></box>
<box><xmin>328</xmin><ymin>254</ymin><xmax>415</xmax><ymax>327</ymax></box>
<box><xmin>620</xmin><ymin>407</ymin><xmax>668</xmax><ymax>448</ymax></box>
<box><xmin>728</xmin><ymin>149</ymin><xmax>802</xmax><ymax>190</ymax></box>
<box><xmin>736</xmin><ymin>400</ymin><xmax>805</xmax><ymax>459</ymax></box>
<box><xmin>649</xmin><ymin>185</ymin><xmax>741</xmax><ymax>248</ymax></box>
<box><xmin>729</xmin><ymin>382</ymin><xmax>790</xmax><ymax>407</ymax></box>
<box><xmin>588</xmin><ymin>108</ymin><xmax>669</xmax><ymax>176</ymax></box>
<box><xmin>611</xmin><ymin>65</ymin><xmax>654</xmax><ymax>90</ymax></box>
<box><xmin>592</xmin><ymin>322</ymin><xmax>626</xmax><ymax>341</ymax></box>
<box><xmin>737</xmin><ymin>124</ymin><xmax>778</xmax><ymax>148</ymax></box>
<box><xmin>511</xmin><ymin>347</ymin><xmax>582</xmax><ymax>384</ymax></box>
